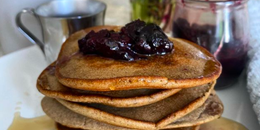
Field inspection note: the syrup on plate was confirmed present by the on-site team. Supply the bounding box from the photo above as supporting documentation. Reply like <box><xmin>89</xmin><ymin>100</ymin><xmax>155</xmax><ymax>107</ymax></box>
<box><xmin>8</xmin><ymin>112</ymin><xmax>55</xmax><ymax>130</ymax></box>
<box><xmin>200</xmin><ymin>117</ymin><xmax>248</xmax><ymax>130</ymax></box>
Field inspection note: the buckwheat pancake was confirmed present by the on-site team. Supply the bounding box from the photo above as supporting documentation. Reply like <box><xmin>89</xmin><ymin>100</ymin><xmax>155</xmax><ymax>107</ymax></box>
<box><xmin>163</xmin><ymin>91</ymin><xmax>223</xmax><ymax>129</ymax></box>
<box><xmin>56</xmin><ymin>82</ymin><xmax>214</xmax><ymax>129</ymax></box>
<box><xmin>37</xmin><ymin>63</ymin><xmax>181</xmax><ymax>107</ymax></box>
<box><xmin>42</xmin><ymin>90</ymin><xmax>221</xmax><ymax>130</ymax></box>
<box><xmin>56</xmin><ymin>123</ymin><xmax>200</xmax><ymax>130</ymax></box>
<box><xmin>42</xmin><ymin>97</ymin><xmax>132</xmax><ymax>130</ymax></box>
<box><xmin>55</xmin><ymin>26</ymin><xmax>221</xmax><ymax>91</ymax></box>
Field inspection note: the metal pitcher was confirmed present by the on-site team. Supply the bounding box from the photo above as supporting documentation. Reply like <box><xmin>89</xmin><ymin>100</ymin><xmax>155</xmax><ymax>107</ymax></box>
<box><xmin>16</xmin><ymin>0</ymin><xmax>106</xmax><ymax>63</ymax></box>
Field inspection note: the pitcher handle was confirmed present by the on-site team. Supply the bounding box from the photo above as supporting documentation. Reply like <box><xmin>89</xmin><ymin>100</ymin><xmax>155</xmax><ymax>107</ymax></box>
<box><xmin>16</xmin><ymin>8</ymin><xmax>45</xmax><ymax>54</ymax></box>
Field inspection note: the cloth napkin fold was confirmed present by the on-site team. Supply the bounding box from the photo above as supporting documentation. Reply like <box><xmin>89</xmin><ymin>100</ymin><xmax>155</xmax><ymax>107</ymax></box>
<box><xmin>247</xmin><ymin>0</ymin><xmax>260</xmax><ymax>125</ymax></box>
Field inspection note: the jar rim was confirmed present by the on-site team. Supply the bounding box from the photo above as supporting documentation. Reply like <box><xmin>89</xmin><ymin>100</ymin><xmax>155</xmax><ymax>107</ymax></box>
<box><xmin>179</xmin><ymin>0</ymin><xmax>249</xmax><ymax>5</ymax></box>
<box><xmin>177</xmin><ymin>0</ymin><xmax>249</xmax><ymax>9</ymax></box>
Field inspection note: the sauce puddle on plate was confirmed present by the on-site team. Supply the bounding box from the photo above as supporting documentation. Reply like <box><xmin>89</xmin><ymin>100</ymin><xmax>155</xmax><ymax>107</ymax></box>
<box><xmin>8</xmin><ymin>112</ymin><xmax>56</xmax><ymax>130</ymax></box>
<box><xmin>200</xmin><ymin>117</ymin><xmax>248</xmax><ymax>130</ymax></box>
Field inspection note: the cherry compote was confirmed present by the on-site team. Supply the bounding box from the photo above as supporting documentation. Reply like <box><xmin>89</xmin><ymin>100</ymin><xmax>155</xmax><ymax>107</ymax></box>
<box><xmin>78</xmin><ymin>20</ymin><xmax>174</xmax><ymax>61</ymax></box>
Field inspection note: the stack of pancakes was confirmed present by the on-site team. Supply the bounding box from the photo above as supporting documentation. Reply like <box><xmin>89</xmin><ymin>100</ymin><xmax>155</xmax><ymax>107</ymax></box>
<box><xmin>37</xmin><ymin>26</ymin><xmax>223</xmax><ymax>130</ymax></box>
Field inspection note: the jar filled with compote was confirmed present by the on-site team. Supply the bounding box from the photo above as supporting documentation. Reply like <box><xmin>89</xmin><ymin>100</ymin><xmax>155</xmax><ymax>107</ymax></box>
<box><xmin>172</xmin><ymin>0</ymin><xmax>249</xmax><ymax>89</ymax></box>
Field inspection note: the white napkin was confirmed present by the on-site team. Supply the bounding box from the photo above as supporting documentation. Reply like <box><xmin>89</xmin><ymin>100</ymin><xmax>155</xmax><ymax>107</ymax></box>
<box><xmin>247</xmin><ymin>0</ymin><xmax>260</xmax><ymax>125</ymax></box>
<box><xmin>0</xmin><ymin>46</ymin><xmax>47</xmax><ymax>130</ymax></box>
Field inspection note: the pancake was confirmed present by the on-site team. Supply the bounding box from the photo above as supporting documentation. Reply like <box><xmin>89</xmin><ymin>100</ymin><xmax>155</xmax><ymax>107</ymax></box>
<box><xmin>56</xmin><ymin>82</ymin><xmax>214</xmax><ymax>129</ymax></box>
<box><xmin>56</xmin><ymin>123</ymin><xmax>200</xmax><ymax>130</ymax></box>
<box><xmin>42</xmin><ymin>90</ymin><xmax>221</xmax><ymax>130</ymax></box>
<box><xmin>42</xmin><ymin>97</ymin><xmax>132</xmax><ymax>130</ymax></box>
<box><xmin>162</xmin><ymin>91</ymin><xmax>223</xmax><ymax>129</ymax></box>
<box><xmin>55</xmin><ymin>26</ymin><xmax>222</xmax><ymax>91</ymax></box>
<box><xmin>37</xmin><ymin>63</ymin><xmax>181</xmax><ymax>107</ymax></box>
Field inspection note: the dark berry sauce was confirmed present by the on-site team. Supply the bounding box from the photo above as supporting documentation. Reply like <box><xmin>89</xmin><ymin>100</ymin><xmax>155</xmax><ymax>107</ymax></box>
<box><xmin>78</xmin><ymin>20</ymin><xmax>174</xmax><ymax>61</ymax></box>
<box><xmin>173</xmin><ymin>18</ymin><xmax>248</xmax><ymax>89</ymax></box>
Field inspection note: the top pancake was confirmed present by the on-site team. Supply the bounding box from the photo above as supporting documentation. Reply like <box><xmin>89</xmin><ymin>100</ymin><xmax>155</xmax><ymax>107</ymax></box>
<box><xmin>55</xmin><ymin>26</ymin><xmax>221</xmax><ymax>91</ymax></box>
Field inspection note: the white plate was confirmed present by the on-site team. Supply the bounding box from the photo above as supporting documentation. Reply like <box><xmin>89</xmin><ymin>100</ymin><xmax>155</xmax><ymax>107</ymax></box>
<box><xmin>0</xmin><ymin>45</ymin><xmax>259</xmax><ymax>130</ymax></box>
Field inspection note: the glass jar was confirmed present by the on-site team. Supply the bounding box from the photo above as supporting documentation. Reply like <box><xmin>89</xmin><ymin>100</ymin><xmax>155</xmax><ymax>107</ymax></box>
<box><xmin>172</xmin><ymin>0</ymin><xmax>249</xmax><ymax>89</ymax></box>
<box><xmin>130</xmin><ymin>0</ymin><xmax>176</xmax><ymax>33</ymax></box>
